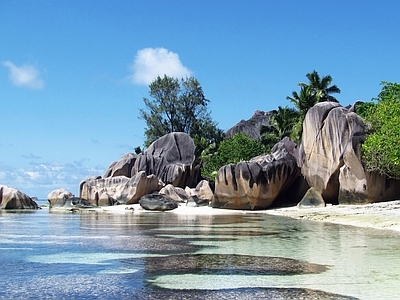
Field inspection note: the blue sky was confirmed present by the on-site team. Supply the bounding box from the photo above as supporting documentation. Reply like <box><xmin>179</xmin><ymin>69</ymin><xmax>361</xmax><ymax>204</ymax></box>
<box><xmin>1</xmin><ymin>0</ymin><xmax>399</xmax><ymax>198</ymax></box>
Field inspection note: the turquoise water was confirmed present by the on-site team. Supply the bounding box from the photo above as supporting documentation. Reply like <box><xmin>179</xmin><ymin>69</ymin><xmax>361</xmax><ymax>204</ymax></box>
<box><xmin>0</xmin><ymin>202</ymin><xmax>400</xmax><ymax>299</ymax></box>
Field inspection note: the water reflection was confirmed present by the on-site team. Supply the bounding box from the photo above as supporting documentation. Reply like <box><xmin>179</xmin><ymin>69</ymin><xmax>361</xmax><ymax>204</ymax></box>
<box><xmin>0</xmin><ymin>208</ymin><xmax>399</xmax><ymax>299</ymax></box>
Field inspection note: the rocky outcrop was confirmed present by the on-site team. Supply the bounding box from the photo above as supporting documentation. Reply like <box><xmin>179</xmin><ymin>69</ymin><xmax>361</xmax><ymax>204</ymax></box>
<box><xmin>0</xmin><ymin>185</ymin><xmax>39</xmax><ymax>209</ymax></box>
<box><xmin>185</xmin><ymin>180</ymin><xmax>214</xmax><ymax>204</ymax></box>
<box><xmin>225</xmin><ymin>110</ymin><xmax>275</xmax><ymax>140</ymax></box>
<box><xmin>80</xmin><ymin>171</ymin><xmax>162</xmax><ymax>205</ymax></box>
<box><xmin>297</xmin><ymin>187</ymin><xmax>325</xmax><ymax>209</ymax></box>
<box><xmin>49</xmin><ymin>197</ymin><xmax>97</xmax><ymax>210</ymax></box>
<box><xmin>212</xmin><ymin>138</ymin><xmax>301</xmax><ymax>210</ymax></box>
<box><xmin>299</xmin><ymin>102</ymin><xmax>400</xmax><ymax>204</ymax></box>
<box><xmin>159</xmin><ymin>184</ymin><xmax>188</xmax><ymax>202</ymax></box>
<box><xmin>104</xmin><ymin>153</ymin><xmax>137</xmax><ymax>178</ymax></box>
<box><xmin>47</xmin><ymin>188</ymin><xmax>75</xmax><ymax>208</ymax></box>
<box><xmin>133</xmin><ymin>132</ymin><xmax>199</xmax><ymax>188</ymax></box>
<box><xmin>138</xmin><ymin>194</ymin><xmax>179</xmax><ymax>211</ymax></box>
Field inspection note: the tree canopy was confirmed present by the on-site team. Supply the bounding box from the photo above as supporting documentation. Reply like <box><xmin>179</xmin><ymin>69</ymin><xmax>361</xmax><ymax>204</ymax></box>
<box><xmin>139</xmin><ymin>75</ymin><xmax>224</xmax><ymax>157</ymax></box>
<box><xmin>284</xmin><ymin>70</ymin><xmax>341</xmax><ymax>142</ymax></box>
<box><xmin>201</xmin><ymin>133</ymin><xmax>266</xmax><ymax>180</ymax></box>
<box><xmin>359</xmin><ymin>82</ymin><xmax>400</xmax><ymax>178</ymax></box>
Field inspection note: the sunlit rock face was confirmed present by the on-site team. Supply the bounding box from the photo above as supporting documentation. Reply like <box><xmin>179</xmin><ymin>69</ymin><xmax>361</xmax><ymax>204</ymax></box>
<box><xmin>299</xmin><ymin>102</ymin><xmax>400</xmax><ymax>204</ymax></box>
<box><xmin>0</xmin><ymin>185</ymin><xmax>38</xmax><ymax>209</ymax></box>
<box><xmin>225</xmin><ymin>110</ymin><xmax>275</xmax><ymax>140</ymax></box>
<box><xmin>103</xmin><ymin>152</ymin><xmax>137</xmax><ymax>178</ymax></box>
<box><xmin>212</xmin><ymin>138</ymin><xmax>300</xmax><ymax>210</ymax></box>
<box><xmin>133</xmin><ymin>132</ymin><xmax>200</xmax><ymax>188</ymax></box>
<box><xmin>47</xmin><ymin>188</ymin><xmax>75</xmax><ymax>208</ymax></box>
<box><xmin>80</xmin><ymin>171</ymin><xmax>162</xmax><ymax>205</ymax></box>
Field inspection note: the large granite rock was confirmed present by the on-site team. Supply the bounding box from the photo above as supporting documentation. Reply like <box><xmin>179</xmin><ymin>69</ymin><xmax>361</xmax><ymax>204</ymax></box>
<box><xmin>159</xmin><ymin>184</ymin><xmax>188</xmax><ymax>203</ymax></box>
<box><xmin>79</xmin><ymin>171</ymin><xmax>162</xmax><ymax>205</ymax></box>
<box><xmin>139</xmin><ymin>194</ymin><xmax>179</xmax><ymax>211</ymax></box>
<box><xmin>47</xmin><ymin>188</ymin><xmax>75</xmax><ymax>208</ymax></box>
<box><xmin>185</xmin><ymin>180</ymin><xmax>214</xmax><ymax>205</ymax></box>
<box><xmin>297</xmin><ymin>187</ymin><xmax>325</xmax><ymax>209</ymax></box>
<box><xmin>299</xmin><ymin>102</ymin><xmax>400</xmax><ymax>204</ymax></box>
<box><xmin>225</xmin><ymin>110</ymin><xmax>275</xmax><ymax>140</ymax></box>
<box><xmin>133</xmin><ymin>132</ymin><xmax>199</xmax><ymax>188</ymax></box>
<box><xmin>0</xmin><ymin>185</ymin><xmax>39</xmax><ymax>209</ymax></box>
<box><xmin>104</xmin><ymin>153</ymin><xmax>137</xmax><ymax>178</ymax></box>
<box><xmin>212</xmin><ymin>138</ymin><xmax>301</xmax><ymax>210</ymax></box>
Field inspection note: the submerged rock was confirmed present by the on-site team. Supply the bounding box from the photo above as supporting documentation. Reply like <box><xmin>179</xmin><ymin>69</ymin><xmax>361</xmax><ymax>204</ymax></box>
<box><xmin>0</xmin><ymin>185</ymin><xmax>39</xmax><ymax>209</ymax></box>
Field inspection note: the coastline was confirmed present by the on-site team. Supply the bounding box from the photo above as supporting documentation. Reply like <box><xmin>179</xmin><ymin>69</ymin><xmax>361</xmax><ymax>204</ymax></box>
<box><xmin>261</xmin><ymin>200</ymin><xmax>400</xmax><ymax>232</ymax></box>
<box><xmin>94</xmin><ymin>200</ymin><xmax>400</xmax><ymax>233</ymax></box>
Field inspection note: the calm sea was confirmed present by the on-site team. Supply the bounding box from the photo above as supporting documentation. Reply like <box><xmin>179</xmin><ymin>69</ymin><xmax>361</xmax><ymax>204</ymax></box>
<box><xmin>0</xmin><ymin>200</ymin><xmax>400</xmax><ymax>299</ymax></box>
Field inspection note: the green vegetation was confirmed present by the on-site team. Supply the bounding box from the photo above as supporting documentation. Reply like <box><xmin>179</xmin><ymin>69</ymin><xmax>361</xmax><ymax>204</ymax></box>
<box><xmin>200</xmin><ymin>133</ymin><xmax>267</xmax><ymax>180</ymax></box>
<box><xmin>285</xmin><ymin>70</ymin><xmax>341</xmax><ymax>142</ymax></box>
<box><xmin>359</xmin><ymin>82</ymin><xmax>400</xmax><ymax>178</ymax></box>
<box><xmin>260</xmin><ymin>106</ymin><xmax>300</xmax><ymax>150</ymax></box>
<box><xmin>137</xmin><ymin>73</ymin><xmax>400</xmax><ymax>183</ymax></box>
<box><xmin>139</xmin><ymin>75</ymin><xmax>224</xmax><ymax>159</ymax></box>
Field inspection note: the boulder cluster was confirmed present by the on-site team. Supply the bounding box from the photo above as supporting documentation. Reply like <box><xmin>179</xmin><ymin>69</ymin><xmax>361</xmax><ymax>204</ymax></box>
<box><xmin>4</xmin><ymin>102</ymin><xmax>400</xmax><ymax>211</ymax></box>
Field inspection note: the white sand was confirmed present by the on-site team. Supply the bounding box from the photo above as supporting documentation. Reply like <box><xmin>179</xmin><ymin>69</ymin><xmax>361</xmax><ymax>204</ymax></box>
<box><xmin>261</xmin><ymin>200</ymin><xmax>400</xmax><ymax>232</ymax></box>
<box><xmin>58</xmin><ymin>200</ymin><xmax>400</xmax><ymax>233</ymax></box>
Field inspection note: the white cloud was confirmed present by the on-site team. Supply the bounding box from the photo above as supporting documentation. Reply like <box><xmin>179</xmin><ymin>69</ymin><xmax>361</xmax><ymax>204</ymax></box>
<box><xmin>0</xmin><ymin>160</ymin><xmax>104</xmax><ymax>198</ymax></box>
<box><xmin>130</xmin><ymin>47</ymin><xmax>192</xmax><ymax>85</ymax></box>
<box><xmin>2</xmin><ymin>60</ymin><xmax>45</xmax><ymax>90</ymax></box>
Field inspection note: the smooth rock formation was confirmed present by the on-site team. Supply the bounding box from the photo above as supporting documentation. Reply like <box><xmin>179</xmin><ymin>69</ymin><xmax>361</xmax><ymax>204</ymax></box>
<box><xmin>212</xmin><ymin>138</ymin><xmax>301</xmax><ymax>210</ymax></box>
<box><xmin>297</xmin><ymin>187</ymin><xmax>325</xmax><ymax>209</ymax></box>
<box><xmin>299</xmin><ymin>102</ymin><xmax>400</xmax><ymax>204</ymax></box>
<box><xmin>186</xmin><ymin>195</ymin><xmax>210</xmax><ymax>207</ymax></box>
<box><xmin>133</xmin><ymin>132</ymin><xmax>199</xmax><ymax>188</ymax></box>
<box><xmin>139</xmin><ymin>194</ymin><xmax>179</xmax><ymax>211</ymax></box>
<box><xmin>80</xmin><ymin>171</ymin><xmax>162</xmax><ymax>205</ymax></box>
<box><xmin>225</xmin><ymin>110</ymin><xmax>275</xmax><ymax>140</ymax></box>
<box><xmin>0</xmin><ymin>185</ymin><xmax>39</xmax><ymax>209</ymax></box>
<box><xmin>104</xmin><ymin>153</ymin><xmax>137</xmax><ymax>178</ymax></box>
<box><xmin>98</xmin><ymin>192</ymin><xmax>118</xmax><ymax>206</ymax></box>
<box><xmin>159</xmin><ymin>184</ymin><xmax>188</xmax><ymax>203</ymax></box>
<box><xmin>47</xmin><ymin>188</ymin><xmax>75</xmax><ymax>208</ymax></box>
<box><xmin>49</xmin><ymin>197</ymin><xmax>97</xmax><ymax>210</ymax></box>
<box><xmin>185</xmin><ymin>179</ymin><xmax>214</xmax><ymax>206</ymax></box>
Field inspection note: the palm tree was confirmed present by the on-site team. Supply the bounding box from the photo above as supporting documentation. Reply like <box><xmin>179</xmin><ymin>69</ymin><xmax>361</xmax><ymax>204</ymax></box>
<box><xmin>260</xmin><ymin>106</ymin><xmax>300</xmax><ymax>148</ymax></box>
<box><xmin>301</xmin><ymin>70</ymin><xmax>341</xmax><ymax>102</ymax></box>
<box><xmin>286</xmin><ymin>85</ymin><xmax>318</xmax><ymax>117</ymax></box>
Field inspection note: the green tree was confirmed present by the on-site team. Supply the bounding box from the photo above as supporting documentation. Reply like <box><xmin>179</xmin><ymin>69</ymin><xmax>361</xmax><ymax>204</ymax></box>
<box><xmin>301</xmin><ymin>70</ymin><xmax>341</xmax><ymax>102</ymax></box>
<box><xmin>361</xmin><ymin>82</ymin><xmax>400</xmax><ymax>178</ymax></box>
<box><xmin>260</xmin><ymin>106</ymin><xmax>300</xmax><ymax>149</ymax></box>
<box><xmin>139</xmin><ymin>75</ymin><xmax>223</xmax><ymax>158</ymax></box>
<box><xmin>201</xmin><ymin>133</ymin><xmax>266</xmax><ymax>180</ymax></box>
<box><xmin>285</xmin><ymin>71</ymin><xmax>341</xmax><ymax>142</ymax></box>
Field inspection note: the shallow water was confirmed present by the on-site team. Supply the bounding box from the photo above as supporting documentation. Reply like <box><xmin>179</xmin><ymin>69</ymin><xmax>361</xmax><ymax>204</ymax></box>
<box><xmin>0</xmin><ymin>204</ymin><xmax>399</xmax><ymax>299</ymax></box>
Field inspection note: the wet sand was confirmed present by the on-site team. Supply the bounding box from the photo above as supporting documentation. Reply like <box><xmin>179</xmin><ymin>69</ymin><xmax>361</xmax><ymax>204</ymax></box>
<box><xmin>99</xmin><ymin>200</ymin><xmax>400</xmax><ymax>232</ymax></box>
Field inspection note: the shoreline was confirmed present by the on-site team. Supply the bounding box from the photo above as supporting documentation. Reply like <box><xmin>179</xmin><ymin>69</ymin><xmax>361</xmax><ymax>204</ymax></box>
<box><xmin>48</xmin><ymin>199</ymin><xmax>400</xmax><ymax>233</ymax></box>
<box><xmin>261</xmin><ymin>200</ymin><xmax>400</xmax><ymax>232</ymax></box>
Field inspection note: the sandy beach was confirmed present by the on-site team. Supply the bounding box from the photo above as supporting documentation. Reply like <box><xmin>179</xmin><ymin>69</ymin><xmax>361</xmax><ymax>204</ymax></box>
<box><xmin>96</xmin><ymin>200</ymin><xmax>400</xmax><ymax>233</ymax></box>
<box><xmin>261</xmin><ymin>200</ymin><xmax>400</xmax><ymax>232</ymax></box>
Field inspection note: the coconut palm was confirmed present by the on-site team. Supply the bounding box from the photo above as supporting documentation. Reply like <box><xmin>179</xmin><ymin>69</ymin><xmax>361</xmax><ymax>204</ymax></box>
<box><xmin>260</xmin><ymin>106</ymin><xmax>300</xmax><ymax>148</ymax></box>
<box><xmin>301</xmin><ymin>70</ymin><xmax>341</xmax><ymax>102</ymax></box>
<box><xmin>286</xmin><ymin>84</ymin><xmax>318</xmax><ymax>117</ymax></box>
